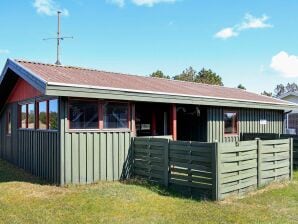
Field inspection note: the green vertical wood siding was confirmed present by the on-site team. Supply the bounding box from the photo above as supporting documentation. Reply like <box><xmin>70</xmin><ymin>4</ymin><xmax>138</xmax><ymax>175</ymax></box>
<box><xmin>207</xmin><ymin>107</ymin><xmax>283</xmax><ymax>143</ymax></box>
<box><xmin>59</xmin><ymin>96</ymin><xmax>132</xmax><ymax>185</ymax></box>
<box><xmin>61</xmin><ymin>131</ymin><xmax>132</xmax><ymax>185</ymax></box>
<box><xmin>18</xmin><ymin>130</ymin><xmax>60</xmax><ymax>183</ymax></box>
<box><xmin>0</xmin><ymin>102</ymin><xmax>60</xmax><ymax>184</ymax></box>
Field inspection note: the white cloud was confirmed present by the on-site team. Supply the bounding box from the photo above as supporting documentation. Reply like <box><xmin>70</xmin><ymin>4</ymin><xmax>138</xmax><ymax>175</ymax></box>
<box><xmin>214</xmin><ymin>27</ymin><xmax>238</xmax><ymax>39</ymax></box>
<box><xmin>0</xmin><ymin>49</ymin><xmax>10</xmax><ymax>54</ymax></box>
<box><xmin>270</xmin><ymin>51</ymin><xmax>298</xmax><ymax>78</ymax></box>
<box><xmin>131</xmin><ymin>0</ymin><xmax>176</xmax><ymax>7</ymax></box>
<box><xmin>107</xmin><ymin>0</ymin><xmax>125</xmax><ymax>7</ymax></box>
<box><xmin>239</xmin><ymin>13</ymin><xmax>272</xmax><ymax>30</ymax></box>
<box><xmin>215</xmin><ymin>13</ymin><xmax>272</xmax><ymax>40</ymax></box>
<box><xmin>33</xmin><ymin>0</ymin><xmax>69</xmax><ymax>16</ymax></box>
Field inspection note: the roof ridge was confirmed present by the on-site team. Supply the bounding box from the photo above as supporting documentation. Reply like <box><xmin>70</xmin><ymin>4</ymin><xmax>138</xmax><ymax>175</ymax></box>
<box><xmin>14</xmin><ymin>59</ymin><xmax>249</xmax><ymax>92</ymax></box>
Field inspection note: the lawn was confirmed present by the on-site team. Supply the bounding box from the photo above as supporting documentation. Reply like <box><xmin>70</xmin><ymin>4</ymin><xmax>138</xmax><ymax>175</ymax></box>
<box><xmin>0</xmin><ymin>159</ymin><xmax>297</xmax><ymax>224</ymax></box>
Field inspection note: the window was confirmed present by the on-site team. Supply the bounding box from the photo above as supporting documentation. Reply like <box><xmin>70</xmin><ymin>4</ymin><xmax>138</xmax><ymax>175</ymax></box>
<box><xmin>21</xmin><ymin>104</ymin><xmax>27</xmax><ymax>128</ymax></box>
<box><xmin>7</xmin><ymin>111</ymin><xmax>11</xmax><ymax>135</ymax></box>
<box><xmin>49</xmin><ymin>99</ymin><xmax>58</xmax><ymax>130</ymax></box>
<box><xmin>104</xmin><ymin>102</ymin><xmax>129</xmax><ymax>129</ymax></box>
<box><xmin>38</xmin><ymin>99</ymin><xmax>58</xmax><ymax>130</ymax></box>
<box><xmin>224</xmin><ymin>111</ymin><xmax>238</xmax><ymax>134</ymax></box>
<box><xmin>28</xmin><ymin>103</ymin><xmax>35</xmax><ymax>129</ymax></box>
<box><xmin>19</xmin><ymin>98</ymin><xmax>58</xmax><ymax>130</ymax></box>
<box><xmin>69</xmin><ymin>100</ymin><xmax>99</xmax><ymax>129</ymax></box>
<box><xmin>38</xmin><ymin>101</ymin><xmax>47</xmax><ymax>129</ymax></box>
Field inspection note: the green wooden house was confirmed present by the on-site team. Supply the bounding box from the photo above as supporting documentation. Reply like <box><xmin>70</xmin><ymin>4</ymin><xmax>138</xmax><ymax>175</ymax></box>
<box><xmin>0</xmin><ymin>59</ymin><xmax>296</xmax><ymax>185</ymax></box>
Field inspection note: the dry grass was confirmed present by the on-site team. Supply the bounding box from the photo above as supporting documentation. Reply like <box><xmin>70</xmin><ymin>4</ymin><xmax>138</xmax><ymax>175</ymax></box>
<box><xmin>0</xmin><ymin>159</ymin><xmax>297</xmax><ymax>224</ymax></box>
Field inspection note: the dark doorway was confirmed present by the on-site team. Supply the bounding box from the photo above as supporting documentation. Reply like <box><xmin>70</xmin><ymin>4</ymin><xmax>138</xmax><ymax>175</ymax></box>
<box><xmin>177</xmin><ymin>105</ymin><xmax>207</xmax><ymax>141</ymax></box>
<box><xmin>135</xmin><ymin>103</ymin><xmax>170</xmax><ymax>137</ymax></box>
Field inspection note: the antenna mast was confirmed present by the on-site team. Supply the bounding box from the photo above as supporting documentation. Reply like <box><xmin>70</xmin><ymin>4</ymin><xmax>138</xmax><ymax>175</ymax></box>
<box><xmin>43</xmin><ymin>11</ymin><xmax>73</xmax><ymax>65</ymax></box>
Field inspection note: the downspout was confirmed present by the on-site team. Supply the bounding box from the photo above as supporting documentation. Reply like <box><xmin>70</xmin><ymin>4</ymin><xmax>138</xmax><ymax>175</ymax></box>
<box><xmin>283</xmin><ymin>110</ymin><xmax>292</xmax><ymax>132</ymax></box>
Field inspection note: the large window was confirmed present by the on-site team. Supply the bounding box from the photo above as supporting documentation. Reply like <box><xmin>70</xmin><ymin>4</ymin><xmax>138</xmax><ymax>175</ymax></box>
<box><xmin>69</xmin><ymin>100</ymin><xmax>99</xmax><ymax>129</ymax></box>
<box><xmin>19</xmin><ymin>103</ymin><xmax>35</xmax><ymax>129</ymax></box>
<box><xmin>19</xmin><ymin>99</ymin><xmax>58</xmax><ymax>130</ymax></box>
<box><xmin>224</xmin><ymin>111</ymin><xmax>238</xmax><ymax>134</ymax></box>
<box><xmin>104</xmin><ymin>102</ymin><xmax>129</xmax><ymax>129</ymax></box>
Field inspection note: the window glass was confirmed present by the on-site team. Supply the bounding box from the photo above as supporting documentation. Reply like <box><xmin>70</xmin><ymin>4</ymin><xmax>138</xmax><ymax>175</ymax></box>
<box><xmin>7</xmin><ymin>111</ymin><xmax>11</xmax><ymax>135</ymax></box>
<box><xmin>38</xmin><ymin>101</ymin><xmax>47</xmax><ymax>129</ymax></box>
<box><xmin>49</xmin><ymin>99</ymin><xmax>58</xmax><ymax>130</ymax></box>
<box><xmin>104</xmin><ymin>102</ymin><xmax>128</xmax><ymax>129</ymax></box>
<box><xmin>28</xmin><ymin>103</ymin><xmax>35</xmax><ymax>129</ymax></box>
<box><xmin>21</xmin><ymin>105</ymin><xmax>27</xmax><ymax>128</ymax></box>
<box><xmin>69</xmin><ymin>100</ymin><xmax>98</xmax><ymax>129</ymax></box>
<box><xmin>224</xmin><ymin>112</ymin><xmax>238</xmax><ymax>134</ymax></box>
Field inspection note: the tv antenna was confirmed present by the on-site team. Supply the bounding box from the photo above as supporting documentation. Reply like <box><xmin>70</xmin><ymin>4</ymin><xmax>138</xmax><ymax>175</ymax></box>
<box><xmin>43</xmin><ymin>11</ymin><xmax>73</xmax><ymax>65</ymax></box>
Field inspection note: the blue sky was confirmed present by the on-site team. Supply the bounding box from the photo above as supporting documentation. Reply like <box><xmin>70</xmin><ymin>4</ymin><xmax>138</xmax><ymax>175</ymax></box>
<box><xmin>0</xmin><ymin>0</ymin><xmax>298</xmax><ymax>93</ymax></box>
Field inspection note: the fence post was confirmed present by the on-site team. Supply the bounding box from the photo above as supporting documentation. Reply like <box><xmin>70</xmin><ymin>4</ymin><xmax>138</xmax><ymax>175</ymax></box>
<box><xmin>164</xmin><ymin>139</ymin><xmax>169</xmax><ymax>187</ymax></box>
<box><xmin>256</xmin><ymin>138</ymin><xmax>262</xmax><ymax>188</ymax></box>
<box><xmin>212</xmin><ymin>141</ymin><xmax>220</xmax><ymax>200</ymax></box>
<box><xmin>290</xmin><ymin>138</ymin><xmax>293</xmax><ymax>180</ymax></box>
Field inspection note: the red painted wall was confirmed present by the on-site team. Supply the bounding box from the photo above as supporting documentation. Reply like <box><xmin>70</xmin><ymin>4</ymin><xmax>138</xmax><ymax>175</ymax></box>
<box><xmin>7</xmin><ymin>78</ymin><xmax>42</xmax><ymax>103</ymax></box>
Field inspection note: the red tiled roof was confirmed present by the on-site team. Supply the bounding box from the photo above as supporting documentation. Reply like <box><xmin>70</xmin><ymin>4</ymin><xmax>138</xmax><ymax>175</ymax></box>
<box><xmin>15</xmin><ymin>59</ymin><xmax>289</xmax><ymax>105</ymax></box>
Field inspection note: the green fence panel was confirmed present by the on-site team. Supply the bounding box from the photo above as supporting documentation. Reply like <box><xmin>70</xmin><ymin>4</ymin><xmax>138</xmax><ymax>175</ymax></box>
<box><xmin>217</xmin><ymin>140</ymin><xmax>258</xmax><ymax>200</ymax></box>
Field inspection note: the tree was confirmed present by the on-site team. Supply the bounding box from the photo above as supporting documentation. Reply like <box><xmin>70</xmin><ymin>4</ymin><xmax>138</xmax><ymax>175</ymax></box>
<box><xmin>274</xmin><ymin>82</ymin><xmax>298</xmax><ymax>97</ymax></box>
<box><xmin>261</xmin><ymin>91</ymin><xmax>273</xmax><ymax>97</ymax></box>
<box><xmin>173</xmin><ymin>66</ymin><xmax>197</xmax><ymax>82</ymax></box>
<box><xmin>285</xmin><ymin>82</ymin><xmax>298</xmax><ymax>93</ymax></box>
<box><xmin>150</xmin><ymin>70</ymin><xmax>170</xmax><ymax>79</ymax></box>
<box><xmin>173</xmin><ymin>67</ymin><xmax>224</xmax><ymax>86</ymax></box>
<box><xmin>274</xmin><ymin>84</ymin><xmax>285</xmax><ymax>97</ymax></box>
<box><xmin>196</xmin><ymin>68</ymin><xmax>223</xmax><ymax>86</ymax></box>
<box><xmin>237</xmin><ymin>84</ymin><xmax>246</xmax><ymax>90</ymax></box>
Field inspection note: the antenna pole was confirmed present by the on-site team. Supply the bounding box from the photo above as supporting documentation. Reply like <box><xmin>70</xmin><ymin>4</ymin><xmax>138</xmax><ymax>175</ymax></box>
<box><xmin>43</xmin><ymin>11</ymin><xmax>73</xmax><ymax>65</ymax></box>
<box><xmin>56</xmin><ymin>11</ymin><xmax>61</xmax><ymax>65</ymax></box>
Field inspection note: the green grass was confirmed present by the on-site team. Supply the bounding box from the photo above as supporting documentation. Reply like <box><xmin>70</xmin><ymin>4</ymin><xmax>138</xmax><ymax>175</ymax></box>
<box><xmin>0</xmin><ymin>159</ymin><xmax>297</xmax><ymax>224</ymax></box>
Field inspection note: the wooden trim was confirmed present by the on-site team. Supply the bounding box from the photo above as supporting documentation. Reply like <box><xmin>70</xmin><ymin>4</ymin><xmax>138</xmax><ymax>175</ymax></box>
<box><xmin>26</xmin><ymin>104</ymin><xmax>28</xmax><ymax>128</ymax></box>
<box><xmin>46</xmin><ymin>100</ymin><xmax>50</xmax><ymax>129</ymax></box>
<box><xmin>172</xmin><ymin>104</ymin><xmax>177</xmax><ymax>140</ymax></box>
<box><xmin>36</xmin><ymin>101</ymin><xmax>39</xmax><ymax>129</ymax></box>
<box><xmin>46</xmin><ymin>84</ymin><xmax>295</xmax><ymax>110</ymax></box>
<box><xmin>131</xmin><ymin>102</ymin><xmax>136</xmax><ymax>136</ymax></box>
<box><xmin>99</xmin><ymin>101</ymin><xmax>104</xmax><ymax>129</ymax></box>
<box><xmin>6</xmin><ymin>110</ymin><xmax>11</xmax><ymax>135</ymax></box>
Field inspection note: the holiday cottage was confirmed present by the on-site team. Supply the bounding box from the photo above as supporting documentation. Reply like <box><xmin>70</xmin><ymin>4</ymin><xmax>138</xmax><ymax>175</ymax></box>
<box><xmin>0</xmin><ymin>58</ymin><xmax>296</xmax><ymax>185</ymax></box>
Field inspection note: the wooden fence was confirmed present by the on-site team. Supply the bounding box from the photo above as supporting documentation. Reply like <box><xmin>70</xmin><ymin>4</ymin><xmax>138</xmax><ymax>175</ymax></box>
<box><xmin>242</xmin><ymin>133</ymin><xmax>298</xmax><ymax>169</ymax></box>
<box><xmin>132</xmin><ymin>137</ymin><xmax>293</xmax><ymax>200</ymax></box>
<box><xmin>217</xmin><ymin>140</ymin><xmax>258</xmax><ymax>199</ymax></box>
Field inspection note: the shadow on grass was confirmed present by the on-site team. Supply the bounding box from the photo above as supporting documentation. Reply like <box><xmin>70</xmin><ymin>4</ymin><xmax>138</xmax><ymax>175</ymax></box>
<box><xmin>121</xmin><ymin>178</ymin><xmax>211</xmax><ymax>202</ymax></box>
<box><xmin>0</xmin><ymin>159</ymin><xmax>47</xmax><ymax>185</ymax></box>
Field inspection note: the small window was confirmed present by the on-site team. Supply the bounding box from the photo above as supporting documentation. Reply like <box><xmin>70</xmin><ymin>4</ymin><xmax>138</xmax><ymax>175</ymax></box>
<box><xmin>7</xmin><ymin>111</ymin><xmax>11</xmax><ymax>135</ymax></box>
<box><xmin>69</xmin><ymin>100</ymin><xmax>99</xmax><ymax>129</ymax></box>
<box><xmin>21</xmin><ymin>104</ymin><xmax>27</xmax><ymax>128</ymax></box>
<box><xmin>38</xmin><ymin>101</ymin><xmax>47</xmax><ymax>129</ymax></box>
<box><xmin>104</xmin><ymin>102</ymin><xmax>129</xmax><ymax>129</ymax></box>
<box><xmin>224</xmin><ymin>111</ymin><xmax>238</xmax><ymax>134</ymax></box>
<box><xmin>49</xmin><ymin>99</ymin><xmax>58</xmax><ymax>130</ymax></box>
<box><xmin>28</xmin><ymin>103</ymin><xmax>35</xmax><ymax>129</ymax></box>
